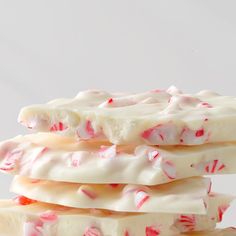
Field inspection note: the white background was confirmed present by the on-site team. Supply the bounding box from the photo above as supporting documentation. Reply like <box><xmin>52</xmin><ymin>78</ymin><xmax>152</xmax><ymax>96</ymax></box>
<box><xmin>0</xmin><ymin>0</ymin><xmax>236</xmax><ymax>228</ymax></box>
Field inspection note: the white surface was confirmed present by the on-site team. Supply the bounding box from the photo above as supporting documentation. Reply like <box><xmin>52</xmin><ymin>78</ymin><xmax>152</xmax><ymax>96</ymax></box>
<box><xmin>0</xmin><ymin>0</ymin><xmax>236</xmax><ymax>228</ymax></box>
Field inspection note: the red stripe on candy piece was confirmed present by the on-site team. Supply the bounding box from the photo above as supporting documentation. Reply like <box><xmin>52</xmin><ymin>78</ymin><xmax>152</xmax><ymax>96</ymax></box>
<box><xmin>50</xmin><ymin>121</ymin><xmax>67</xmax><ymax>132</ymax></box>
<box><xmin>177</xmin><ymin>214</ymin><xmax>196</xmax><ymax>231</ymax></box>
<box><xmin>145</xmin><ymin>226</ymin><xmax>161</xmax><ymax>236</ymax></box>
<box><xmin>0</xmin><ymin>149</ymin><xmax>24</xmax><ymax>172</ymax></box>
<box><xmin>83</xmin><ymin>226</ymin><xmax>103</xmax><ymax>236</ymax></box>
<box><xmin>161</xmin><ymin>159</ymin><xmax>176</xmax><ymax>180</ymax></box>
<box><xmin>135</xmin><ymin>190</ymin><xmax>150</xmax><ymax>209</ymax></box>
<box><xmin>77</xmin><ymin>120</ymin><xmax>96</xmax><ymax>140</ymax></box>
<box><xmin>39</xmin><ymin>211</ymin><xmax>58</xmax><ymax>223</ymax></box>
<box><xmin>218</xmin><ymin>205</ymin><xmax>230</xmax><ymax>222</ymax></box>
<box><xmin>80</xmin><ymin>188</ymin><xmax>98</xmax><ymax>200</ymax></box>
<box><xmin>108</xmin><ymin>98</ymin><xmax>113</xmax><ymax>104</ymax></box>
<box><xmin>14</xmin><ymin>196</ymin><xmax>37</xmax><ymax>206</ymax></box>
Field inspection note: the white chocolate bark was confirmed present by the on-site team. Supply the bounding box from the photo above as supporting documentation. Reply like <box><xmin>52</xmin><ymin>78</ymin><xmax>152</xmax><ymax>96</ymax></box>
<box><xmin>18</xmin><ymin>87</ymin><xmax>236</xmax><ymax>145</ymax></box>
<box><xmin>181</xmin><ymin>228</ymin><xmax>236</xmax><ymax>236</ymax></box>
<box><xmin>11</xmin><ymin>176</ymin><xmax>211</xmax><ymax>214</ymax></box>
<box><xmin>1</xmin><ymin>133</ymin><xmax>236</xmax><ymax>186</ymax></box>
<box><xmin>0</xmin><ymin>193</ymin><xmax>233</xmax><ymax>236</ymax></box>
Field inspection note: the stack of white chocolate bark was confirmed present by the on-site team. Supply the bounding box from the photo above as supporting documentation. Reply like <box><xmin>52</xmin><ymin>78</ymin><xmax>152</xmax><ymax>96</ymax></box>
<box><xmin>0</xmin><ymin>87</ymin><xmax>236</xmax><ymax>235</ymax></box>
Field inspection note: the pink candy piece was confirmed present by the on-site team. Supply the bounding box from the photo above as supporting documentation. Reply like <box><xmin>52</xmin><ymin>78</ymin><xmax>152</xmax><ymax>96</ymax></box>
<box><xmin>69</xmin><ymin>152</ymin><xmax>85</xmax><ymax>167</ymax></box>
<box><xmin>23</xmin><ymin>220</ymin><xmax>43</xmax><ymax>236</ymax></box>
<box><xmin>180</xmin><ymin>127</ymin><xmax>209</xmax><ymax>144</ymax></box>
<box><xmin>147</xmin><ymin>150</ymin><xmax>176</xmax><ymax>180</ymax></box>
<box><xmin>218</xmin><ymin>205</ymin><xmax>229</xmax><ymax>222</ymax></box>
<box><xmin>197</xmin><ymin>102</ymin><xmax>213</xmax><ymax>108</ymax></box>
<box><xmin>0</xmin><ymin>149</ymin><xmax>23</xmax><ymax>171</ymax></box>
<box><xmin>193</xmin><ymin>159</ymin><xmax>226</xmax><ymax>174</ymax></box>
<box><xmin>141</xmin><ymin>123</ymin><xmax>177</xmax><ymax>145</ymax></box>
<box><xmin>124</xmin><ymin>230</ymin><xmax>130</xmax><ymax>236</ymax></box>
<box><xmin>135</xmin><ymin>190</ymin><xmax>150</xmax><ymax>209</ymax></box>
<box><xmin>145</xmin><ymin>226</ymin><xmax>161</xmax><ymax>236</ymax></box>
<box><xmin>161</xmin><ymin>159</ymin><xmax>176</xmax><ymax>180</ymax></box>
<box><xmin>77</xmin><ymin>120</ymin><xmax>95</xmax><ymax>140</ymax></box>
<box><xmin>39</xmin><ymin>211</ymin><xmax>58</xmax><ymax>223</ymax></box>
<box><xmin>83</xmin><ymin>226</ymin><xmax>103</xmax><ymax>236</ymax></box>
<box><xmin>80</xmin><ymin>188</ymin><xmax>98</xmax><ymax>200</ymax></box>
<box><xmin>147</xmin><ymin>150</ymin><xmax>160</xmax><ymax>162</ymax></box>
<box><xmin>98</xmin><ymin>145</ymin><xmax>117</xmax><ymax>158</ymax></box>
<box><xmin>176</xmin><ymin>214</ymin><xmax>196</xmax><ymax>232</ymax></box>
<box><xmin>50</xmin><ymin>121</ymin><xmax>67</xmax><ymax>132</ymax></box>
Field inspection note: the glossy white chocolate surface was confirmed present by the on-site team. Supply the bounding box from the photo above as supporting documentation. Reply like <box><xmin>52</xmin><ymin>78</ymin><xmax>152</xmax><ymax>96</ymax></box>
<box><xmin>11</xmin><ymin>176</ymin><xmax>211</xmax><ymax>214</ymax></box>
<box><xmin>18</xmin><ymin>87</ymin><xmax>236</xmax><ymax>145</ymax></box>
<box><xmin>1</xmin><ymin>133</ymin><xmax>236</xmax><ymax>185</ymax></box>
<box><xmin>0</xmin><ymin>193</ymin><xmax>233</xmax><ymax>236</ymax></box>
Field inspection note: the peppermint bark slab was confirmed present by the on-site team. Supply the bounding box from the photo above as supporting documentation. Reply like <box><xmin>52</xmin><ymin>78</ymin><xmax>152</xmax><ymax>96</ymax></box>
<box><xmin>1</xmin><ymin>133</ymin><xmax>236</xmax><ymax>185</ymax></box>
<box><xmin>181</xmin><ymin>228</ymin><xmax>236</xmax><ymax>236</ymax></box>
<box><xmin>0</xmin><ymin>193</ymin><xmax>233</xmax><ymax>236</ymax></box>
<box><xmin>18</xmin><ymin>87</ymin><xmax>236</xmax><ymax>145</ymax></box>
<box><xmin>11</xmin><ymin>176</ymin><xmax>210</xmax><ymax>214</ymax></box>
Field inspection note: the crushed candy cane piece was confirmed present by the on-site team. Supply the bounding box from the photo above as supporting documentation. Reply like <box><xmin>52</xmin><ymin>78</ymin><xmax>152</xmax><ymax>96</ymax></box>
<box><xmin>218</xmin><ymin>205</ymin><xmax>229</xmax><ymax>222</ymax></box>
<box><xmin>77</xmin><ymin>120</ymin><xmax>95</xmax><ymax>140</ymax></box>
<box><xmin>145</xmin><ymin>226</ymin><xmax>161</xmax><ymax>236</ymax></box>
<box><xmin>83</xmin><ymin>226</ymin><xmax>103</xmax><ymax>236</ymax></box>
<box><xmin>50</xmin><ymin>122</ymin><xmax>67</xmax><ymax>132</ymax></box>
<box><xmin>14</xmin><ymin>196</ymin><xmax>37</xmax><ymax>205</ymax></box>
<box><xmin>98</xmin><ymin>145</ymin><xmax>117</xmax><ymax>158</ymax></box>
<box><xmin>23</xmin><ymin>220</ymin><xmax>43</xmax><ymax>236</ymax></box>
<box><xmin>175</xmin><ymin>214</ymin><xmax>196</xmax><ymax>232</ymax></box>
<box><xmin>39</xmin><ymin>210</ymin><xmax>58</xmax><ymax>223</ymax></box>
<box><xmin>135</xmin><ymin>190</ymin><xmax>150</xmax><ymax>209</ymax></box>
<box><xmin>79</xmin><ymin>186</ymin><xmax>98</xmax><ymax>200</ymax></box>
<box><xmin>141</xmin><ymin>123</ymin><xmax>178</xmax><ymax>144</ymax></box>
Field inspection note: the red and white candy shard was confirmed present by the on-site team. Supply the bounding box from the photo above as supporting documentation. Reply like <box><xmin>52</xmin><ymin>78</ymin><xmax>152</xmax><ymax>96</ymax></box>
<box><xmin>0</xmin><ymin>149</ymin><xmax>23</xmax><ymax>171</ymax></box>
<box><xmin>147</xmin><ymin>150</ymin><xmax>160</xmax><ymax>162</ymax></box>
<box><xmin>122</xmin><ymin>185</ymin><xmax>150</xmax><ymax>195</ymax></box>
<box><xmin>76</xmin><ymin>120</ymin><xmax>96</xmax><ymax>140</ymax></box>
<box><xmin>145</xmin><ymin>226</ymin><xmax>161</xmax><ymax>236</ymax></box>
<box><xmin>39</xmin><ymin>211</ymin><xmax>58</xmax><ymax>223</ymax></box>
<box><xmin>14</xmin><ymin>195</ymin><xmax>37</xmax><ymax>205</ymax></box>
<box><xmin>147</xmin><ymin>150</ymin><xmax>176</xmax><ymax>180</ymax></box>
<box><xmin>50</xmin><ymin>121</ymin><xmax>67</xmax><ymax>132</ymax></box>
<box><xmin>141</xmin><ymin>123</ymin><xmax>178</xmax><ymax>145</ymax></box>
<box><xmin>218</xmin><ymin>205</ymin><xmax>230</xmax><ymax>222</ymax></box>
<box><xmin>180</xmin><ymin>127</ymin><xmax>209</xmax><ymax>145</ymax></box>
<box><xmin>176</xmin><ymin>214</ymin><xmax>196</xmax><ymax>232</ymax></box>
<box><xmin>99</xmin><ymin>97</ymin><xmax>136</xmax><ymax>108</ymax></box>
<box><xmin>23</xmin><ymin>221</ymin><xmax>43</xmax><ymax>236</ymax></box>
<box><xmin>98</xmin><ymin>145</ymin><xmax>117</xmax><ymax>158</ymax></box>
<box><xmin>124</xmin><ymin>230</ymin><xmax>130</xmax><ymax>236</ymax></box>
<box><xmin>135</xmin><ymin>190</ymin><xmax>150</xmax><ymax>209</ymax></box>
<box><xmin>83</xmin><ymin>226</ymin><xmax>103</xmax><ymax>236</ymax></box>
<box><xmin>197</xmin><ymin>102</ymin><xmax>213</xmax><ymax>108</ymax></box>
<box><xmin>78</xmin><ymin>186</ymin><xmax>98</xmax><ymax>200</ymax></box>
<box><xmin>193</xmin><ymin>159</ymin><xmax>226</xmax><ymax>174</ymax></box>
<box><xmin>161</xmin><ymin>159</ymin><xmax>176</xmax><ymax>180</ymax></box>
<box><xmin>69</xmin><ymin>151</ymin><xmax>88</xmax><ymax>167</ymax></box>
